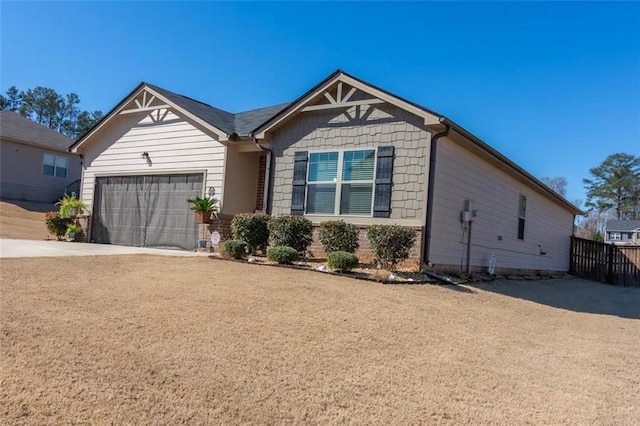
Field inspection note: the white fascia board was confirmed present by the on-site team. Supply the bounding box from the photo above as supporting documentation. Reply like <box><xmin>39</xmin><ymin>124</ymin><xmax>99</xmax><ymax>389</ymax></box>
<box><xmin>72</xmin><ymin>86</ymin><xmax>229</xmax><ymax>153</ymax></box>
<box><xmin>253</xmin><ymin>73</ymin><xmax>441</xmax><ymax>138</ymax></box>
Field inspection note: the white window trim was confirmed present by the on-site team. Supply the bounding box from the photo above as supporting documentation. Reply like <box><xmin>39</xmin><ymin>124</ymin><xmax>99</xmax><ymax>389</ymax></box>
<box><xmin>43</xmin><ymin>153</ymin><xmax>68</xmax><ymax>178</ymax></box>
<box><xmin>517</xmin><ymin>193</ymin><xmax>526</xmax><ymax>240</ymax></box>
<box><xmin>609</xmin><ymin>232</ymin><xmax>622</xmax><ymax>241</ymax></box>
<box><xmin>305</xmin><ymin>148</ymin><xmax>377</xmax><ymax>217</ymax></box>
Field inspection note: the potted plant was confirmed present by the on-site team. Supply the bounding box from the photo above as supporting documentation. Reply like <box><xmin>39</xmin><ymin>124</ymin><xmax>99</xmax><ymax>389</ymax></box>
<box><xmin>56</xmin><ymin>193</ymin><xmax>87</xmax><ymax>218</ymax></box>
<box><xmin>65</xmin><ymin>222</ymin><xmax>83</xmax><ymax>241</ymax></box>
<box><xmin>187</xmin><ymin>196</ymin><xmax>219</xmax><ymax>224</ymax></box>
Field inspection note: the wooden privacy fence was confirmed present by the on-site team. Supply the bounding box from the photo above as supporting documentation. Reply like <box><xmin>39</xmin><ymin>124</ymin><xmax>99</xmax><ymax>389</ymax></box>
<box><xmin>570</xmin><ymin>237</ymin><xmax>640</xmax><ymax>287</ymax></box>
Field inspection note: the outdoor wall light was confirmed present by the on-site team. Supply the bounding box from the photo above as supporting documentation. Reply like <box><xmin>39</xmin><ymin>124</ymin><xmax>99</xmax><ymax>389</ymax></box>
<box><xmin>208</xmin><ymin>186</ymin><xmax>216</xmax><ymax>197</ymax></box>
<box><xmin>141</xmin><ymin>152</ymin><xmax>149</xmax><ymax>160</ymax></box>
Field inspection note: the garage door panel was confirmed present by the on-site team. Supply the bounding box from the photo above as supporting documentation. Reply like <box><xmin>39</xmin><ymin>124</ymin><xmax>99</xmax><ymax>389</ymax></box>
<box><xmin>91</xmin><ymin>174</ymin><xmax>202</xmax><ymax>250</ymax></box>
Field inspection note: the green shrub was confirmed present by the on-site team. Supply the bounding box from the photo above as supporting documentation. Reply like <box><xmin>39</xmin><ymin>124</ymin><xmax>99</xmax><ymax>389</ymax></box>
<box><xmin>65</xmin><ymin>222</ymin><xmax>83</xmax><ymax>237</ymax></box>
<box><xmin>327</xmin><ymin>251</ymin><xmax>359</xmax><ymax>272</ymax></box>
<box><xmin>55</xmin><ymin>193</ymin><xmax>87</xmax><ymax>218</ymax></box>
<box><xmin>319</xmin><ymin>220</ymin><xmax>359</xmax><ymax>254</ymax></box>
<box><xmin>231</xmin><ymin>213</ymin><xmax>270</xmax><ymax>253</ymax></box>
<box><xmin>44</xmin><ymin>211</ymin><xmax>73</xmax><ymax>240</ymax></box>
<box><xmin>268</xmin><ymin>216</ymin><xmax>313</xmax><ymax>252</ymax></box>
<box><xmin>267</xmin><ymin>246</ymin><xmax>298</xmax><ymax>264</ymax></box>
<box><xmin>223</xmin><ymin>239</ymin><xmax>248</xmax><ymax>259</ymax></box>
<box><xmin>366</xmin><ymin>225</ymin><xmax>416</xmax><ymax>270</ymax></box>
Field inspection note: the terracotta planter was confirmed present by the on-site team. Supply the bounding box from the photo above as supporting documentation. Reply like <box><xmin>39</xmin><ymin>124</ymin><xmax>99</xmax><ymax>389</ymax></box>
<box><xmin>194</xmin><ymin>211</ymin><xmax>212</xmax><ymax>224</ymax></box>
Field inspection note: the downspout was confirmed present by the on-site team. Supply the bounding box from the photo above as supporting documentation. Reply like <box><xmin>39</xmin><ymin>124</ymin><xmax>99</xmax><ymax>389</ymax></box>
<box><xmin>422</xmin><ymin>123</ymin><xmax>451</xmax><ymax>267</ymax></box>
<box><xmin>252</xmin><ymin>136</ymin><xmax>272</xmax><ymax>214</ymax></box>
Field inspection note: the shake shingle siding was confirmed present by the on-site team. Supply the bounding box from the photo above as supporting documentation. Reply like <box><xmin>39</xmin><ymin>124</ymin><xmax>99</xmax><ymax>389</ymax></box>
<box><xmin>269</xmin><ymin>103</ymin><xmax>431</xmax><ymax>226</ymax></box>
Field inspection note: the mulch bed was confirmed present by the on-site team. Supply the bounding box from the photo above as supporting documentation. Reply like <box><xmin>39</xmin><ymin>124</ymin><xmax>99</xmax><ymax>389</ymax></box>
<box><xmin>206</xmin><ymin>253</ymin><xmax>438</xmax><ymax>284</ymax></box>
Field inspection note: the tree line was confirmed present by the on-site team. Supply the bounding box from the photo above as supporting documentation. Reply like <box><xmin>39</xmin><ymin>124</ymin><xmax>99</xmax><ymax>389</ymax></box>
<box><xmin>542</xmin><ymin>152</ymin><xmax>640</xmax><ymax>240</ymax></box>
<box><xmin>0</xmin><ymin>86</ymin><xmax>103</xmax><ymax>139</ymax></box>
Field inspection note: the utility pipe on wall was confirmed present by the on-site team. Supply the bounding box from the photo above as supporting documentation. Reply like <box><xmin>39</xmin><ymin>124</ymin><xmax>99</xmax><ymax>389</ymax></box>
<box><xmin>422</xmin><ymin>124</ymin><xmax>451</xmax><ymax>267</ymax></box>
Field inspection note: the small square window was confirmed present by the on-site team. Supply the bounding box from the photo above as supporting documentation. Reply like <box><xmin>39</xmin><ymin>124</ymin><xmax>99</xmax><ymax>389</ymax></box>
<box><xmin>43</xmin><ymin>154</ymin><xmax>68</xmax><ymax>178</ymax></box>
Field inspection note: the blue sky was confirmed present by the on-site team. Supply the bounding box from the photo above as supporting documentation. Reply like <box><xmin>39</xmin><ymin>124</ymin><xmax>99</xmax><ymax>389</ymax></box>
<box><xmin>2</xmin><ymin>1</ymin><xmax>639</xmax><ymax>205</ymax></box>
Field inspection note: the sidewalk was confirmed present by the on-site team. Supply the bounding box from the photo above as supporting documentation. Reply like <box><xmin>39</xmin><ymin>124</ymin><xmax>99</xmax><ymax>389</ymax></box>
<box><xmin>0</xmin><ymin>239</ymin><xmax>208</xmax><ymax>258</ymax></box>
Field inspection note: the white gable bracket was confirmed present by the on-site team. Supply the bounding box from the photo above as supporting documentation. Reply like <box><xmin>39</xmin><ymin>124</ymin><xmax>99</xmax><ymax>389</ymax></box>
<box><xmin>302</xmin><ymin>98</ymin><xmax>385</xmax><ymax>112</ymax></box>
<box><xmin>302</xmin><ymin>81</ymin><xmax>386</xmax><ymax>112</ymax></box>
<box><xmin>120</xmin><ymin>105</ymin><xmax>171</xmax><ymax>114</ymax></box>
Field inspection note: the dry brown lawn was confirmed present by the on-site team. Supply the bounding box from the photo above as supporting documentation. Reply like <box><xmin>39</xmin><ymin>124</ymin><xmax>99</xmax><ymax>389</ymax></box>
<box><xmin>1</xmin><ymin>256</ymin><xmax>639</xmax><ymax>425</ymax></box>
<box><xmin>0</xmin><ymin>200</ymin><xmax>55</xmax><ymax>240</ymax></box>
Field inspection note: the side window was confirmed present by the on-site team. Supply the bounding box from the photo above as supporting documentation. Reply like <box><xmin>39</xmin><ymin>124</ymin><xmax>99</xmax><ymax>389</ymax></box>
<box><xmin>518</xmin><ymin>194</ymin><xmax>526</xmax><ymax>240</ymax></box>
<box><xmin>55</xmin><ymin>156</ymin><xmax>68</xmax><ymax>178</ymax></box>
<box><xmin>43</xmin><ymin>154</ymin><xmax>68</xmax><ymax>178</ymax></box>
<box><xmin>43</xmin><ymin>154</ymin><xmax>55</xmax><ymax>176</ymax></box>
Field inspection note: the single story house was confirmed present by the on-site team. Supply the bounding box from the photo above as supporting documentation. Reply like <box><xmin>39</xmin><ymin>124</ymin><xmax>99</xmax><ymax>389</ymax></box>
<box><xmin>1</xmin><ymin>111</ymin><xmax>81</xmax><ymax>202</ymax></box>
<box><xmin>605</xmin><ymin>220</ymin><xmax>640</xmax><ymax>245</ymax></box>
<box><xmin>70</xmin><ymin>70</ymin><xmax>581</xmax><ymax>272</ymax></box>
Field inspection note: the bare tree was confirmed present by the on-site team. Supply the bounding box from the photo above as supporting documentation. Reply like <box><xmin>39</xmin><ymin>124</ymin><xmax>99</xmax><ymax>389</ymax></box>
<box><xmin>541</xmin><ymin>176</ymin><xmax>568</xmax><ymax>197</ymax></box>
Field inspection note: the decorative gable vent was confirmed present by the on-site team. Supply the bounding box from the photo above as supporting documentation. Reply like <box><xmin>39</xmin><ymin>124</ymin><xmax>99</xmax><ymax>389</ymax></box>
<box><xmin>301</xmin><ymin>82</ymin><xmax>384</xmax><ymax>113</ymax></box>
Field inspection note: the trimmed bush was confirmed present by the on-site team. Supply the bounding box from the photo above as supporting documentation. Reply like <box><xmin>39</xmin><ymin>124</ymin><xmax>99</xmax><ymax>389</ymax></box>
<box><xmin>44</xmin><ymin>211</ymin><xmax>73</xmax><ymax>240</ymax></box>
<box><xmin>268</xmin><ymin>216</ymin><xmax>313</xmax><ymax>253</ymax></box>
<box><xmin>231</xmin><ymin>213</ymin><xmax>270</xmax><ymax>253</ymax></box>
<box><xmin>327</xmin><ymin>251</ymin><xmax>359</xmax><ymax>272</ymax></box>
<box><xmin>267</xmin><ymin>246</ymin><xmax>298</xmax><ymax>264</ymax></box>
<box><xmin>223</xmin><ymin>239</ymin><xmax>248</xmax><ymax>260</ymax></box>
<box><xmin>319</xmin><ymin>220</ymin><xmax>359</xmax><ymax>254</ymax></box>
<box><xmin>366</xmin><ymin>225</ymin><xmax>416</xmax><ymax>270</ymax></box>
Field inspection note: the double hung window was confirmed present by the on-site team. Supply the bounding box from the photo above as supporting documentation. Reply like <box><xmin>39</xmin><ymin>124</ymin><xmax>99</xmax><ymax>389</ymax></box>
<box><xmin>306</xmin><ymin>149</ymin><xmax>376</xmax><ymax>216</ymax></box>
<box><xmin>43</xmin><ymin>154</ymin><xmax>68</xmax><ymax>178</ymax></box>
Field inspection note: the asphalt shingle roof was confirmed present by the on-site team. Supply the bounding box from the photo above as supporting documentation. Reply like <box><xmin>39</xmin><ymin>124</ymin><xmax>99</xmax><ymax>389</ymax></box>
<box><xmin>0</xmin><ymin>111</ymin><xmax>75</xmax><ymax>152</ymax></box>
<box><xmin>606</xmin><ymin>220</ymin><xmax>640</xmax><ymax>231</ymax></box>
<box><xmin>146</xmin><ymin>83</ymin><xmax>289</xmax><ymax>137</ymax></box>
<box><xmin>234</xmin><ymin>103</ymin><xmax>290</xmax><ymax>135</ymax></box>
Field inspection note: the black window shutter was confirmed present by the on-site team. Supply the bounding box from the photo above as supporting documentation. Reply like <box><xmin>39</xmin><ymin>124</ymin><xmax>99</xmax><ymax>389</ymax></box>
<box><xmin>291</xmin><ymin>151</ymin><xmax>308</xmax><ymax>215</ymax></box>
<box><xmin>373</xmin><ymin>146</ymin><xmax>394</xmax><ymax>218</ymax></box>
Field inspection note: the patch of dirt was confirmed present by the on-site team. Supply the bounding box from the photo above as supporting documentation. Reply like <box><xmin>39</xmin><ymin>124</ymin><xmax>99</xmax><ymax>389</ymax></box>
<box><xmin>0</xmin><ymin>200</ymin><xmax>55</xmax><ymax>240</ymax></box>
<box><xmin>1</xmin><ymin>255</ymin><xmax>638</xmax><ymax>424</ymax></box>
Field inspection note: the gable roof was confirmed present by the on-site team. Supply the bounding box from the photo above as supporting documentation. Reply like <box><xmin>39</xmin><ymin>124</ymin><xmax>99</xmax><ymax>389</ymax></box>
<box><xmin>145</xmin><ymin>83</ymin><xmax>237</xmax><ymax>134</ymax></box>
<box><xmin>71</xmin><ymin>82</ymin><xmax>290</xmax><ymax>151</ymax></box>
<box><xmin>252</xmin><ymin>69</ymin><xmax>441</xmax><ymax>137</ymax></box>
<box><xmin>146</xmin><ymin>84</ymin><xmax>290</xmax><ymax>136</ymax></box>
<box><xmin>0</xmin><ymin>111</ymin><xmax>75</xmax><ymax>153</ymax></box>
<box><xmin>250</xmin><ymin>69</ymin><xmax>582</xmax><ymax>215</ymax></box>
<box><xmin>67</xmin><ymin>70</ymin><xmax>581</xmax><ymax>215</ymax></box>
<box><xmin>606</xmin><ymin>220</ymin><xmax>640</xmax><ymax>232</ymax></box>
<box><xmin>235</xmin><ymin>103</ymin><xmax>290</xmax><ymax>135</ymax></box>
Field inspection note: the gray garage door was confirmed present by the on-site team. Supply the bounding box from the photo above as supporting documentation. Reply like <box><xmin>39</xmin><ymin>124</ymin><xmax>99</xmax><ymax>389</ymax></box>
<box><xmin>90</xmin><ymin>174</ymin><xmax>203</xmax><ymax>250</ymax></box>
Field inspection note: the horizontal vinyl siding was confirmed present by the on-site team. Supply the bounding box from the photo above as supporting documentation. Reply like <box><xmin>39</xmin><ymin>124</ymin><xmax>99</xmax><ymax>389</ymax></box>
<box><xmin>79</xmin><ymin>110</ymin><xmax>225</xmax><ymax>211</ymax></box>
<box><xmin>430</xmin><ymin>137</ymin><xmax>574</xmax><ymax>272</ymax></box>
<box><xmin>0</xmin><ymin>138</ymin><xmax>82</xmax><ymax>202</ymax></box>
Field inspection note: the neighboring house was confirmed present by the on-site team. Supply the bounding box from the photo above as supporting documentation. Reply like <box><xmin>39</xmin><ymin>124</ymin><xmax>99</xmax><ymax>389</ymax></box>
<box><xmin>0</xmin><ymin>111</ymin><xmax>81</xmax><ymax>202</ymax></box>
<box><xmin>71</xmin><ymin>70</ymin><xmax>581</xmax><ymax>272</ymax></box>
<box><xmin>605</xmin><ymin>220</ymin><xmax>640</xmax><ymax>245</ymax></box>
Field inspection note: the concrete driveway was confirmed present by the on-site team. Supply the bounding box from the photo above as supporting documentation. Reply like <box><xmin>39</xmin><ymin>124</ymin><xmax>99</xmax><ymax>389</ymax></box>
<box><xmin>0</xmin><ymin>239</ymin><xmax>208</xmax><ymax>258</ymax></box>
